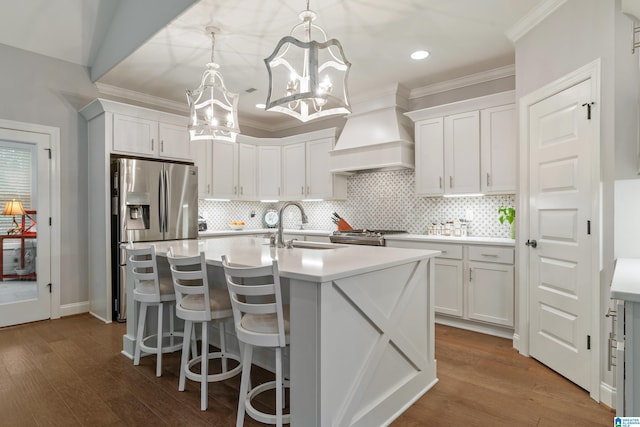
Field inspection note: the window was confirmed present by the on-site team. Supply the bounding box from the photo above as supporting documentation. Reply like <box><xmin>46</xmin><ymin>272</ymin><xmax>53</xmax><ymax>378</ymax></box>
<box><xmin>0</xmin><ymin>141</ymin><xmax>36</xmax><ymax>234</ymax></box>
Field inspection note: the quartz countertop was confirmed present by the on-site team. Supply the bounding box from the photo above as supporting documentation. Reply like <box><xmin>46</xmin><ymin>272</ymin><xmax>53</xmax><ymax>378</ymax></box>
<box><xmin>199</xmin><ymin>228</ymin><xmax>332</xmax><ymax>238</ymax></box>
<box><xmin>384</xmin><ymin>233</ymin><xmax>515</xmax><ymax>246</ymax></box>
<box><xmin>141</xmin><ymin>236</ymin><xmax>440</xmax><ymax>282</ymax></box>
<box><xmin>611</xmin><ymin>258</ymin><xmax>640</xmax><ymax>303</ymax></box>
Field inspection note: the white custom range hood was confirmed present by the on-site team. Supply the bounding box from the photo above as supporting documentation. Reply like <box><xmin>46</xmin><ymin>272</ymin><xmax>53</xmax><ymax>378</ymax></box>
<box><xmin>330</xmin><ymin>85</ymin><xmax>414</xmax><ymax>173</ymax></box>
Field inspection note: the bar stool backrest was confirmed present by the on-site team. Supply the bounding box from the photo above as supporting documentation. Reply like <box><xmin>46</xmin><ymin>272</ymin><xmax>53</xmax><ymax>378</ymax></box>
<box><xmin>128</xmin><ymin>245</ymin><xmax>161</xmax><ymax>303</ymax></box>
<box><xmin>167</xmin><ymin>249</ymin><xmax>212</xmax><ymax>321</ymax></box>
<box><xmin>221</xmin><ymin>256</ymin><xmax>286</xmax><ymax>348</ymax></box>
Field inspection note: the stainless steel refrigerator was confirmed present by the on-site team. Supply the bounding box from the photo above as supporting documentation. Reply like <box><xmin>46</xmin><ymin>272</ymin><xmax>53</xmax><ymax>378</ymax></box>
<box><xmin>111</xmin><ymin>157</ymin><xmax>198</xmax><ymax>322</ymax></box>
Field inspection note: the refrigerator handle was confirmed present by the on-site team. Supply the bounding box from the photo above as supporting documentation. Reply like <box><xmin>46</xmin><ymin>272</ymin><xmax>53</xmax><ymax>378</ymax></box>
<box><xmin>158</xmin><ymin>170</ymin><xmax>165</xmax><ymax>233</ymax></box>
<box><xmin>163</xmin><ymin>169</ymin><xmax>169</xmax><ymax>233</ymax></box>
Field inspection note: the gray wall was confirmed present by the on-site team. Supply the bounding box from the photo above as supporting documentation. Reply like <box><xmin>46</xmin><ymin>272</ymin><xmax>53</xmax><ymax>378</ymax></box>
<box><xmin>514</xmin><ymin>0</ymin><xmax>640</xmax><ymax>397</ymax></box>
<box><xmin>0</xmin><ymin>43</ymin><xmax>98</xmax><ymax>306</ymax></box>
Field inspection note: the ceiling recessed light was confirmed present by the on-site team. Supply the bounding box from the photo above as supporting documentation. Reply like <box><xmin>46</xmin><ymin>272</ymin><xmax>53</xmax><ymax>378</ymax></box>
<box><xmin>255</xmin><ymin>103</ymin><xmax>266</xmax><ymax>109</ymax></box>
<box><xmin>411</xmin><ymin>50</ymin><xmax>430</xmax><ymax>60</ymax></box>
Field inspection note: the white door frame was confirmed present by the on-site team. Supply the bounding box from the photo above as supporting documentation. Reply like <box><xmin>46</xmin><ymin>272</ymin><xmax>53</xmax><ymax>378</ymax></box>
<box><xmin>0</xmin><ymin>118</ymin><xmax>61</xmax><ymax>320</ymax></box>
<box><xmin>516</xmin><ymin>58</ymin><xmax>601</xmax><ymax>401</ymax></box>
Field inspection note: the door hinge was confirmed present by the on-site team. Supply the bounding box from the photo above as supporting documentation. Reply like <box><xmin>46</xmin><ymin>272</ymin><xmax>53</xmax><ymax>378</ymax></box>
<box><xmin>582</xmin><ymin>102</ymin><xmax>595</xmax><ymax>120</ymax></box>
<box><xmin>47</xmin><ymin>283</ymin><xmax>52</xmax><ymax>293</ymax></box>
<box><xmin>49</xmin><ymin>217</ymin><xmax>52</xmax><ymax>226</ymax></box>
<box><xmin>45</xmin><ymin>148</ymin><xmax>51</xmax><ymax>159</ymax></box>
<box><xmin>587</xmin><ymin>220</ymin><xmax>591</xmax><ymax>235</ymax></box>
<box><xmin>587</xmin><ymin>335</ymin><xmax>591</xmax><ymax>350</ymax></box>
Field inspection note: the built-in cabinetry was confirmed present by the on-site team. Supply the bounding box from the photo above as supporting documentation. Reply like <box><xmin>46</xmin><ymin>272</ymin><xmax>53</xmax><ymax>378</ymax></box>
<box><xmin>111</xmin><ymin>110</ymin><xmax>191</xmax><ymax>161</ymax></box>
<box><xmin>386</xmin><ymin>237</ymin><xmax>514</xmax><ymax>338</ymax></box>
<box><xmin>192</xmin><ymin>139</ymin><xmax>257</xmax><ymax>200</ymax></box>
<box><xmin>406</xmin><ymin>91</ymin><xmax>516</xmax><ymax>196</ymax></box>
<box><xmin>282</xmin><ymin>137</ymin><xmax>347</xmax><ymax>200</ymax></box>
<box><xmin>192</xmin><ymin>128</ymin><xmax>346</xmax><ymax>201</ymax></box>
<box><xmin>80</xmin><ymin>98</ymin><xmax>193</xmax><ymax>323</ymax></box>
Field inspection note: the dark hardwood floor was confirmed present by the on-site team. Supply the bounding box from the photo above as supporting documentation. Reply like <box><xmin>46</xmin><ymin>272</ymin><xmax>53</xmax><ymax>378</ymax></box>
<box><xmin>0</xmin><ymin>314</ymin><xmax>614</xmax><ymax>426</ymax></box>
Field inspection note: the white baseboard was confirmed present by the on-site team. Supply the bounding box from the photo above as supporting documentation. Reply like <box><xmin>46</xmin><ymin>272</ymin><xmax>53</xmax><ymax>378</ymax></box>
<box><xmin>59</xmin><ymin>301</ymin><xmax>90</xmax><ymax>318</ymax></box>
<box><xmin>599</xmin><ymin>381</ymin><xmax>616</xmax><ymax>409</ymax></box>
<box><xmin>435</xmin><ymin>315</ymin><xmax>514</xmax><ymax>339</ymax></box>
<box><xmin>512</xmin><ymin>333</ymin><xmax>521</xmax><ymax>352</ymax></box>
<box><xmin>89</xmin><ymin>310</ymin><xmax>111</xmax><ymax>324</ymax></box>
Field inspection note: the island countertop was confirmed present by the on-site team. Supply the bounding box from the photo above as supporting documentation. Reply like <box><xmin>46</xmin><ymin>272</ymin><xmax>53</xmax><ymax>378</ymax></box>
<box><xmin>138</xmin><ymin>236</ymin><xmax>440</xmax><ymax>283</ymax></box>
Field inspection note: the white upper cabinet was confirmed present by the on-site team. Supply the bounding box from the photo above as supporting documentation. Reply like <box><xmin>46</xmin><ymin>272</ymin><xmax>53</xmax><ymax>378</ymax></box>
<box><xmin>112</xmin><ymin>113</ymin><xmax>191</xmax><ymax>161</ymax></box>
<box><xmin>480</xmin><ymin>104</ymin><xmax>517</xmax><ymax>194</ymax></box>
<box><xmin>190</xmin><ymin>140</ymin><xmax>213</xmax><ymax>199</ymax></box>
<box><xmin>444</xmin><ymin>111</ymin><xmax>480</xmax><ymax>195</ymax></box>
<box><xmin>258</xmin><ymin>145</ymin><xmax>282</xmax><ymax>199</ymax></box>
<box><xmin>282</xmin><ymin>142</ymin><xmax>307</xmax><ymax>199</ymax></box>
<box><xmin>406</xmin><ymin>91</ymin><xmax>516</xmax><ymax>197</ymax></box>
<box><xmin>415</xmin><ymin>118</ymin><xmax>444</xmax><ymax>196</ymax></box>
<box><xmin>211</xmin><ymin>139</ymin><xmax>238</xmax><ymax>199</ymax></box>
<box><xmin>237</xmin><ymin>143</ymin><xmax>257</xmax><ymax>200</ymax></box>
<box><xmin>281</xmin><ymin>136</ymin><xmax>347</xmax><ymax>200</ymax></box>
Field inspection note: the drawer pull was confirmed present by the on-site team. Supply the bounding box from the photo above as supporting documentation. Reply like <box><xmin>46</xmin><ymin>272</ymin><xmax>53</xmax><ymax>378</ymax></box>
<box><xmin>481</xmin><ymin>253</ymin><xmax>498</xmax><ymax>257</ymax></box>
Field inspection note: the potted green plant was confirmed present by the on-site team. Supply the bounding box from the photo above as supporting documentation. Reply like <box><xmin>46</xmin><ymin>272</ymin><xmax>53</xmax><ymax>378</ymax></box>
<box><xmin>498</xmin><ymin>206</ymin><xmax>516</xmax><ymax>239</ymax></box>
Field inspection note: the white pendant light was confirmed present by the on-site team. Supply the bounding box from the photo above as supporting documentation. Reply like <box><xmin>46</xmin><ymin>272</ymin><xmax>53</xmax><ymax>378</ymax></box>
<box><xmin>187</xmin><ymin>27</ymin><xmax>240</xmax><ymax>142</ymax></box>
<box><xmin>264</xmin><ymin>0</ymin><xmax>351</xmax><ymax>122</ymax></box>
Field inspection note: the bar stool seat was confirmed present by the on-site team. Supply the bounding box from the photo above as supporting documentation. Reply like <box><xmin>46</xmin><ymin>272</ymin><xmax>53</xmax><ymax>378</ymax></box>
<box><xmin>127</xmin><ymin>244</ymin><xmax>184</xmax><ymax>377</ymax></box>
<box><xmin>222</xmin><ymin>255</ymin><xmax>290</xmax><ymax>427</ymax></box>
<box><xmin>168</xmin><ymin>249</ymin><xmax>241</xmax><ymax>411</ymax></box>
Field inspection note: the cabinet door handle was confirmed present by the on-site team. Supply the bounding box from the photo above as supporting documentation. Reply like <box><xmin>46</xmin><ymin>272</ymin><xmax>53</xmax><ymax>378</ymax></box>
<box><xmin>301</xmin><ymin>186</ymin><xmax>304</xmax><ymax>195</ymax></box>
<box><xmin>486</xmin><ymin>173</ymin><xmax>490</xmax><ymax>186</ymax></box>
<box><xmin>207</xmin><ymin>184</ymin><xmax>210</xmax><ymax>193</ymax></box>
<box><xmin>480</xmin><ymin>253</ymin><xmax>498</xmax><ymax>257</ymax></box>
<box><xmin>234</xmin><ymin>186</ymin><xmax>237</xmax><ymax>195</ymax></box>
<box><xmin>161</xmin><ymin>140</ymin><xmax>164</xmax><ymax>152</ymax></box>
<box><xmin>278</xmin><ymin>187</ymin><xmax>281</xmax><ymax>196</ymax></box>
<box><xmin>439</xmin><ymin>176</ymin><xmax>442</xmax><ymax>189</ymax></box>
<box><xmin>449</xmin><ymin>176</ymin><xmax>453</xmax><ymax>188</ymax></box>
<box><xmin>307</xmin><ymin>185</ymin><xmax>310</xmax><ymax>195</ymax></box>
<box><xmin>240</xmin><ymin>186</ymin><xmax>243</xmax><ymax>195</ymax></box>
<box><xmin>151</xmin><ymin>138</ymin><xmax>154</xmax><ymax>150</ymax></box>
<box><xmin>469</xmin><ymin>267</ymin><xmax>472</xmax><ymax>281</ymax></box>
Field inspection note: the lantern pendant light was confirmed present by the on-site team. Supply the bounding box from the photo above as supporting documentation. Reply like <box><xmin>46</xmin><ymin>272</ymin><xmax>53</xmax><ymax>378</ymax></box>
<box><xmin>187</xmin><ymin>27</ymin><xmax>240</xmax><ymax>142</ymax></box>
<box><xmin>264</xmin><ymin>0</ymin><xmax>351</xmax><ymax>122</ymax></box>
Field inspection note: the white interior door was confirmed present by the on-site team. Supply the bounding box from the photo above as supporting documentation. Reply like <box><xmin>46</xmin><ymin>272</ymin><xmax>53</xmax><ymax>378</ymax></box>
<box><xmin>528</xmin><ymin>78</ymin><xmax>594</xmax><ymax>391</ymax></box>
<box><xmin>0</xmin><ymin>127</ymin><xmax>51</xmax><ymax>327</ymax></box>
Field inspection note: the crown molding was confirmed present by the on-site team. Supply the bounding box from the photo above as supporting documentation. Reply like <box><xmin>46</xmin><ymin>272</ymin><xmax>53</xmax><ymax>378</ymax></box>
<box><xmin>408</xmin><ymin>64</ymin><xmax>515</xmax><ymax>100</ymax></box>
<box><xmin>95</xmin><ymin>82</ymin><xmax>189</xmax><ymax>114</ymax></box>
<box><xmin>505</xmin><ymin>0</ymin><xmax>568</xmax><ymax>43</ymax></box>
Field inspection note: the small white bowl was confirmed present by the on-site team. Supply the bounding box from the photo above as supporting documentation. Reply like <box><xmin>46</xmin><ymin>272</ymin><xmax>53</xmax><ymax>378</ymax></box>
<box><xmin>229</xmin><ymin>224</ymin><xmax>245</xmax><ymax>230</ymax></box>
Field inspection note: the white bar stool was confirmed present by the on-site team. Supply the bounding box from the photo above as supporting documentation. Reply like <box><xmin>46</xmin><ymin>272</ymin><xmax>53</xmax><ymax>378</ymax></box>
<box><xmin>167</xmin><ymin>249</ymin><xmax>241</xmax><ymax>411</ymax></box>
<box><xmin>221</xmin><ymin>255</ymin><xmax>290</xmax><ymax>427</ymax></box>
<box><xmin>127</xmin><ymin>244</ymin><xmax>184</xmax><ymax>377</ymax></box>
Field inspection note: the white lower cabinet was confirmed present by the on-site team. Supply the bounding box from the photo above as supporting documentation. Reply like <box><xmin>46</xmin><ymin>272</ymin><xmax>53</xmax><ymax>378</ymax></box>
<box><xmin>386</xmin><ymin>239</ymin><xmax>514</xmax><ymax>334</ymax></box>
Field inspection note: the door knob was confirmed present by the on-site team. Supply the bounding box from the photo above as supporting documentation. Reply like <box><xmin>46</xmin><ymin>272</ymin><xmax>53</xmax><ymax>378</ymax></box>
<box><xmin>525</xmin><ymin>239</ymin><xmax>537</xmax><ymax>248</ymax></box>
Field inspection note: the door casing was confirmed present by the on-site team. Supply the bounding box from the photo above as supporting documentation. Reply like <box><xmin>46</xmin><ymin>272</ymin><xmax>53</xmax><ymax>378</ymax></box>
<box><xmin>516</xmin><ymin>59</ymin><xmax>601</xmax><ymax>401</ymax></box>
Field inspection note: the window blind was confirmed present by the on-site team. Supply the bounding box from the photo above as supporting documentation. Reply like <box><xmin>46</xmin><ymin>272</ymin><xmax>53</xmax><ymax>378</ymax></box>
<box><xmin>0</xmin><ymin>141</ymin><xmax>34</xmax><ymax>233</ymax></box>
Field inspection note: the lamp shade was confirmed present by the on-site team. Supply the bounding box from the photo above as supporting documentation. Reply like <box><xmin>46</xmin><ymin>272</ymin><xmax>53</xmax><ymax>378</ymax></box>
<box><xmin>2</xmin><ymin>199</ymin><xmax>25</xmax><ymax>216</ymax></box>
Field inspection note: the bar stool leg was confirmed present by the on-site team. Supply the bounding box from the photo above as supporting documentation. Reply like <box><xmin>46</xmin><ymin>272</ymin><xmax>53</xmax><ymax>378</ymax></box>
<box><xmin>179</xmin><ymin>320</ymin><xmax>192</xmax><ymax>392</ymax></box>
<box><xmin>276</xmin><ymin>346</ymin><xmax>283</xmax><ymax>427</ymax></box>
<box><xmin>156</xmin><ymin>302</ymin><xmax>163</xmax><ymax>377</ymax></box>
<box><xmin>134</xmin><ymin>302</ymin><xmax>148</xmax><ymax>366</ymax></box>
<box><xmin>219</xmin><ymin>321</ymin><xmax>228</xmax><ymax>372</ymax></box>
<box><xmin>201</xmin><ymin>321</ymin><xmax>209</xmax><ymax>411</ymax></box>
<box><xmin>236</xmin><ymin>344</ymin><xmax>253</xmax><ymax>427</ymax></box>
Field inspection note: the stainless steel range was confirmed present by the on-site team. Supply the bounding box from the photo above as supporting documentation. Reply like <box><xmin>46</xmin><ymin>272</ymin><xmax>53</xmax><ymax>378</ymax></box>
<box><xmin>329</xmin><ymin>229</ymin><xmax>407</xmax><ymax>246</ymax></box>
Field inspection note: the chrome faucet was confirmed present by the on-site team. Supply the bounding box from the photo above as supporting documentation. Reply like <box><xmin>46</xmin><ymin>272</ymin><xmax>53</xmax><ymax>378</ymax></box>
<box><xmin>277</xmin><ymin>202</ymin><xmax>308</xmax><ymax>248</ymax></box>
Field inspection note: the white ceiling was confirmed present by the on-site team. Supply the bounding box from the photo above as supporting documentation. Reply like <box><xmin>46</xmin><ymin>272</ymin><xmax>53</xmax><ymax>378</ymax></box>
<box><xmin>0</xmin><ymin>0</ymin><xmax>541</xmax><ymax>130</ymax></box>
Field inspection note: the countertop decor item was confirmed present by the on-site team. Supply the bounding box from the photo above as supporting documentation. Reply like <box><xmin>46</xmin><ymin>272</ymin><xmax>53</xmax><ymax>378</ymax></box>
<box><xmin>498</xmin><ymin>205</ymin><xmax>516</xmax><ymax>239</ymax></box>
<box><xmin>186</xmin><ymin>27</ymin><xmax>240</xmax><ymax>142</ymax></box>
<box><xmin>263</xmin><ymin>209</ymin><xmax>279</xmax><ymax>228</ymax></box>
<box><xmin>264</xmin><ymin>0</ymin><xmax>351</xmax><ymax>122</ymax></box>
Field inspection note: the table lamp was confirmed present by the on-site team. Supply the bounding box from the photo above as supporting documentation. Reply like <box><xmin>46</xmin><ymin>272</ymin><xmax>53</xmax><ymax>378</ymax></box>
<box><xmin>3</xmin><ymin>199</ymin><xmax>26</xmax><ymax>234</ymax></box>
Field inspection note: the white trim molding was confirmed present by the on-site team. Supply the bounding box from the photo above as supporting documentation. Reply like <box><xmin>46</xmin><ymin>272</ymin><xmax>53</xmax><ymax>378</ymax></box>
<box><xmin>506</xmin><ymin>0</ymin><xmax>568</xmax><ymax>43</ymax></box>
<box><xmin>408</xmin><ymin>65</ymin><xmax>515</xmax><ymax>100</ymax></box>
<box><xmin>59</xmin><ymin>301</ymin><xmax>90</xmax><ymax>317</ymax></box>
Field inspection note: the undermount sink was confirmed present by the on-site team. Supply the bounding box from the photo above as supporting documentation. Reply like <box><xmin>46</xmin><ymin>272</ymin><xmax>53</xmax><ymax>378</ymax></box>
<box><xmin>290</xmin><ymin>241</ymin><xmax>347</xmax><ymax>250</ymax></box>
<box><xmin>263</xmin><ymin>240</ymin><xmax>347</xmax><ymax>250</ymax></box>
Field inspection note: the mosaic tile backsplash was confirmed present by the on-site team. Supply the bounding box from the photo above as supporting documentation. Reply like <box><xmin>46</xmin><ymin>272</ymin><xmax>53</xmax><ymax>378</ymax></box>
<box><xmin>199</xmin><ymin>169</ymin><xmax>516</xmax><ymax>238</ymax></box>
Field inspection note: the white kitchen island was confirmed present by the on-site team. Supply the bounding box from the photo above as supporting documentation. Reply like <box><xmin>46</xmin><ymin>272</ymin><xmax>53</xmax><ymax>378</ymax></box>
<box><xmin>124</xmin><ymin>236</ymin><xmax>439</xmax><ymax>426</ymax></box>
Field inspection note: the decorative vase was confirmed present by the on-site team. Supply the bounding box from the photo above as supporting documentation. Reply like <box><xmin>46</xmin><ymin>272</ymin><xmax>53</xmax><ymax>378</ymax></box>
<box><xmin>510</xmin><ymin>222</ymin><xmax>516</xmax><ymax>240</ymax></box>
